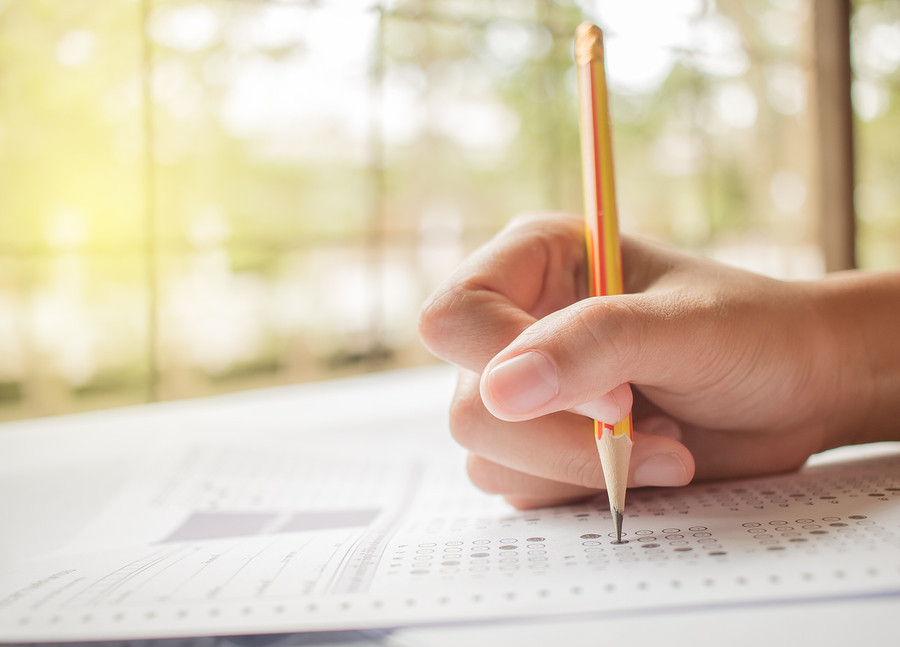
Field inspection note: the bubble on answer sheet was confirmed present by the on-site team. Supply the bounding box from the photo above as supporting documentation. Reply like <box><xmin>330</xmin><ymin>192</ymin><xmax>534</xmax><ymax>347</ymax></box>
<box><xmin>3</xmin><ymin>446</ymin><xmax>900</xmax><ymax>640</ymax></box>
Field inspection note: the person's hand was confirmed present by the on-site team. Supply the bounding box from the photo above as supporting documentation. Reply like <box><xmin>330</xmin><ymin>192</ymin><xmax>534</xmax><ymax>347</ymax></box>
<box><xmin>418</xmin><ymin>213</ymin><xmax>871</xmax><ymax>509</ymax></box>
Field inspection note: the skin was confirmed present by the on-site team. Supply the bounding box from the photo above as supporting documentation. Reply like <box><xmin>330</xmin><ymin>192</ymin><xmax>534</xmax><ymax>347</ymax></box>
<box><xmin>418</xmin><ymin>213</ymin><xmax>900</xmax><ymax>510</ymax></box>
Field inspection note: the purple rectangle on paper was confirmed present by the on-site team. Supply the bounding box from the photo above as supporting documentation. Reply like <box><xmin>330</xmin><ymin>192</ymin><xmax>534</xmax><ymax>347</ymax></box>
<box><xmin>278</xmin><ymin>509</ymin><xmax>380</xmax><ymax>532</ymax></box>
<box><xmin>162</xmin><ymin>512</ymin><xmax>278</xmax><ymax>542</ymax></box>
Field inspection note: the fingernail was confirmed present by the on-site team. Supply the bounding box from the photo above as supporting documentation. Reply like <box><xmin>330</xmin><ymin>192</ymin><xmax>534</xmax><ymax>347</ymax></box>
<box><xmin>633</xmin><ymin>453</ymin><xmax>689</xmax><ymax>487</ymax></box>
<box><xmin>486</xmin><ymin>351</ymin><xmax>558</xmax><ymax>415</ymax></box>
<box><xmin>572</xmin><ymin>383</ymin><xmax>632</xmax><ymax>424</ymax></box>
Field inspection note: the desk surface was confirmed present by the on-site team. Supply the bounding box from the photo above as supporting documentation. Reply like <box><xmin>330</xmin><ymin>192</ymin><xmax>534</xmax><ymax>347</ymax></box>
<box><xmin>1</xmin><ymin>365</ymin><xmax>898</xmax><ymax>647</ymax></box>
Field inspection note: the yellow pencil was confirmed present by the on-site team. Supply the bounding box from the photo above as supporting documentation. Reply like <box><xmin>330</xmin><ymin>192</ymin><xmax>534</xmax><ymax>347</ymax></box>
<box><xmin>575</xmin><ymin>22</ymin><xmax>633</xmax><ymax>544</ymax></box>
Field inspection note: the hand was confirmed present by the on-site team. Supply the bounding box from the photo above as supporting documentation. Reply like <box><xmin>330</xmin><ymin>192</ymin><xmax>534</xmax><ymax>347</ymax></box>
<box><xmin>418</xmin><ymin>213</ymin><xmax>867</xmax><ymax>509</ymax></box>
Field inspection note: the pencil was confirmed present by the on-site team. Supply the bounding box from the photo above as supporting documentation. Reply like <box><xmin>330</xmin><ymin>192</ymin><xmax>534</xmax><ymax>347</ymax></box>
<box><xmin>575</xmin><ymin>22</ymin><xmax>633</xmax><ymax>544</ymax></box>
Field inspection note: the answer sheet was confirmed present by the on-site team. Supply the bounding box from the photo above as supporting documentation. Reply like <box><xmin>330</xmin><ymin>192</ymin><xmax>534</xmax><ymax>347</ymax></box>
<box><xmin>2</xmin><ymin>429</ymin><xmax>899</xmax><ymax>641</ymax></box>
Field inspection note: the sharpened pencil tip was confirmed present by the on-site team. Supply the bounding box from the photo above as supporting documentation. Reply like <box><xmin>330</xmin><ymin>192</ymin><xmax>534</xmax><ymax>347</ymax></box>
<box><xmin>613</xmin><ymin>508</ymin><xmax>624</xmax><ymax>543</ymax></box>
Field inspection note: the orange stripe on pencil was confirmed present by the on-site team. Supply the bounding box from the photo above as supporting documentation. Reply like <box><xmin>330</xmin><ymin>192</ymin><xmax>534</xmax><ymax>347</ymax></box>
<box><xmin>575</xmin><ymin>22</ymin><xmax>633</xmax><ymax>544</ymax></box>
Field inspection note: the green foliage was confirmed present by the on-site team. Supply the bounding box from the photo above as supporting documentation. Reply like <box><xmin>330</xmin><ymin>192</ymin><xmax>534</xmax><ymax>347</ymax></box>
<box><xmin>1</xmin><ymin>0</ymin><xmax>897</xmax><ymax>420</ymax></box>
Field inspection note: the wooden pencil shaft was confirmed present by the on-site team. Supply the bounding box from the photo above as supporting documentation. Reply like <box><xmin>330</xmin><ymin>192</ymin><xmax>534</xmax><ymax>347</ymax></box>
<box><xmin>595</xmin><ymin>422</ymin><xmax>632</xmax><ymax>514</ymax></box>
<box><xmin>577</xmin><ymin>22</ymin><xmax>635</xmax><ymax>533</ymax></box>
<box><xmin>576</xmin><ymin>25</ymin><xmax>623</xmax><ymax>300</ymax></box>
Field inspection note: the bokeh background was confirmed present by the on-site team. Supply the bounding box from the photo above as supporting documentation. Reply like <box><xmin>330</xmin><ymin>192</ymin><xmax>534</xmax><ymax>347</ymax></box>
<box><xmin>1</xmin><ymin>0</ymin><xmax>898</xmax><ymax>420</ymax></box>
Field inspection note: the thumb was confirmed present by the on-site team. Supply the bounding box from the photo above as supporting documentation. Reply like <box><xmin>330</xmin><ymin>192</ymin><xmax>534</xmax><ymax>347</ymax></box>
<box><xmin>480</xmin><ymin>295</ymin><xmax>672</xmax><ymax>422</ymax></box>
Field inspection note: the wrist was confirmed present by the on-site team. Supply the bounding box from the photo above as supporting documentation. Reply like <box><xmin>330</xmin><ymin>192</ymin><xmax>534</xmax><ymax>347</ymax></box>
<box><xmin>811</xmin><ymin>270</ymin><xmax>900</xmax><ymax>448</ymax></box>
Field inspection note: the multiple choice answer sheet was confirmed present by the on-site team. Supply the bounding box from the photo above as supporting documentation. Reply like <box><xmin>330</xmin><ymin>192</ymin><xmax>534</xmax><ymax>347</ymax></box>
<box><xmin>2</xmin><ymin>435</ymin><xmax>900</xmax><ymax>641</ymax></box>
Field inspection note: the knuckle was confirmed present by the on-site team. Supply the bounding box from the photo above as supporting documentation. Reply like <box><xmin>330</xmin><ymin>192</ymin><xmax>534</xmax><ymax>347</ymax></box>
<box><xmin>503</xmin><ymin>211</ymin><xmax>581</xmax><ymax>235</ymax></box>
<box><xmin>503</xmin><ymin>212</ymin><xmax>551</xmax><ymax>234</ymax></box>
<box><xmin>416</xmin><ymin>294</ymin><xmax>439</xmax><ymax>340</ymax></box>
<box><xmin>447</xmin><ymin>380</ymin><xmax>486</xmax><ymax>451</ymax></box>
<box><xmin>570</xmin><ymin>297</ymin><xmax>642</xmax><ymax>369</ymax></box>
<box><xmin>417</xmin><ymin>288</ymin><xmax>460</xmax><ymax>357</ymax></box>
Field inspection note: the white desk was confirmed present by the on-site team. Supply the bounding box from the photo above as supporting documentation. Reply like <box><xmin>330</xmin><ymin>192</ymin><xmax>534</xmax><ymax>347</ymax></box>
<box><xmin>1</xmin><ymin>365</ymin><xmax>898</xmax><ymax>646</ymax></box>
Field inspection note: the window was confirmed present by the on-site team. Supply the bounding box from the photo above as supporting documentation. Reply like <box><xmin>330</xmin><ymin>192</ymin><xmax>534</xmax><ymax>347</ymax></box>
<box><xmin>0</xmin><ymin>0</ymin><xmax>895</xmax><ymax>421</ymax></box>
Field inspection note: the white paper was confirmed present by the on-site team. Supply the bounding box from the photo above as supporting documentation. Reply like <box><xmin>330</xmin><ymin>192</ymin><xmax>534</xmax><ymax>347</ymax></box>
<box><xmin>2</xmin><ymin>433</ymin><xmax>900</xmax><ymax>642</ymax></box>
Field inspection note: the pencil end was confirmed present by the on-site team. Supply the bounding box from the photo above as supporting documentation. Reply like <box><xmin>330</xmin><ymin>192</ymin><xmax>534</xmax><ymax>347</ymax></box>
<box><xmin>575</xmin><ymin>22</ymin><xmax>604</xmax><ymax>66</ymax></box>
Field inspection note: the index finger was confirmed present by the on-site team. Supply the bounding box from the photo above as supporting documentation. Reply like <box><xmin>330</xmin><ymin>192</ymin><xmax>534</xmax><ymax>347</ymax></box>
<box><xmin>418</xmin><ymin>213</ymin><xmax>588</xmax><ymax>373</ymax></box>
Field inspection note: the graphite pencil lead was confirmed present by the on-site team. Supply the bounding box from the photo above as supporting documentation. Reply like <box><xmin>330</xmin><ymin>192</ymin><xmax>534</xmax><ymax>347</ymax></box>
<box><xmin>613</xmin><ymin>507</ymin><xmax>624</xmax><ymax>544</ymax></box>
